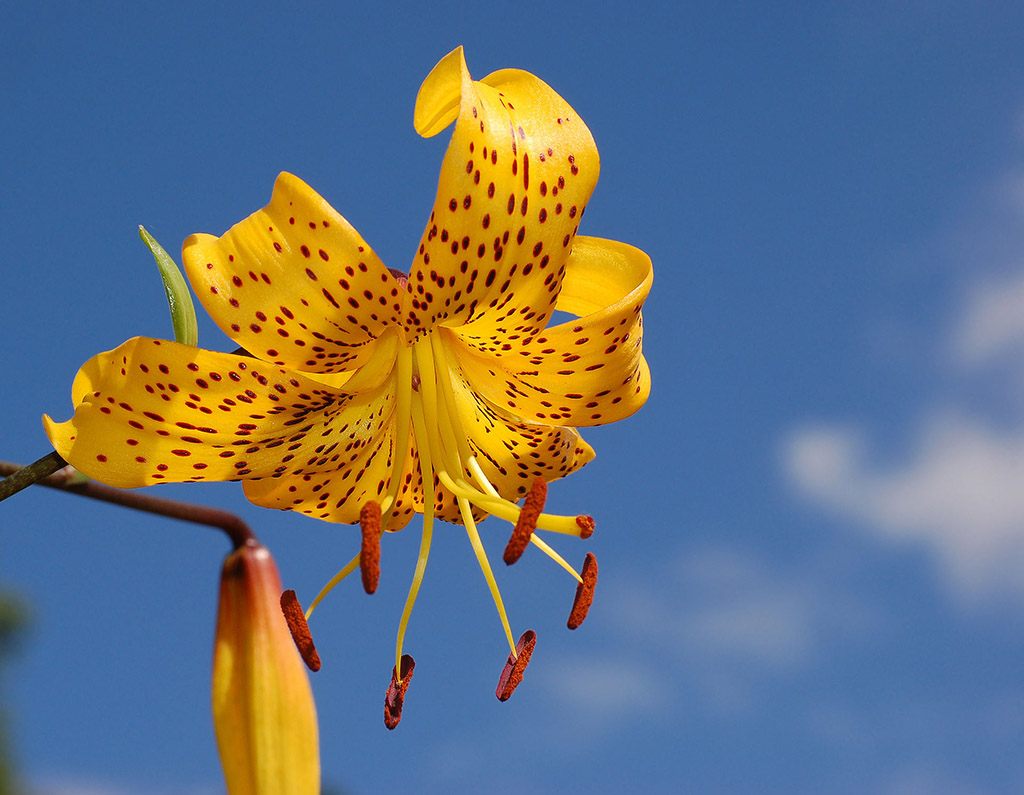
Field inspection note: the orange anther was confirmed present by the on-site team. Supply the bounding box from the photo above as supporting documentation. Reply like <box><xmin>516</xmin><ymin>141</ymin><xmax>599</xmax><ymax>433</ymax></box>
<box><xmin>567</xmin><ymin>553</ymin><xmax>598</xmax><ymax>630</ymax></box>
<box><xmin>504</xmin><ymin>477</ymin><xmax>547</xmax><ymax>565</ymax></box>
<box><xmin>360</xmin><ymin>501</ymin><xmax>382</xmax><ymax>594</ymax></box>
<box><xmin>280</xmin><ymin>589</ymin><xmax>321</xmax><ymax>672</ymax></box>
<box><xmin>384</xmin><ymin>654</ymin><xmax>416</xmax><ymax>730</ymax></box>
<box><xmin>496</xmin><ymin>630</ymin><xmax>537</xmax><ymax>701</ymax></box>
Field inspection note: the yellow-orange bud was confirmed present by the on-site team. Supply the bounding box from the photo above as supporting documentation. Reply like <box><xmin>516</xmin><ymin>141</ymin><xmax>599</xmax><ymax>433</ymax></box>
<box><xmin>212</xmin><ymin>540</ymin><xmax>320</xmax><ymax>794</ymax></box>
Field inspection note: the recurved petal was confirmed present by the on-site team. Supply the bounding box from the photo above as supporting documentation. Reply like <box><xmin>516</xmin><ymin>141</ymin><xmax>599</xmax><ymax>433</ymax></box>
<box><xmin>449</xmin><ymin>236</ymin><xmax>652</xmax><ymax>427</ymax></box>
<box><xmin>183</xmin><ymin>172</ymin><xmax>407</xmax><ymax>374</ymax></box>
<box><xmin>43</xmin><ymin>337</ymin><xmax>400</xmax><ymax>498</ymax></box>
<box><xmin>407</xmin><ymin>47</ymin><xmax>598</xmax><ymax>341</ymax></box>
<box><xmin>447</xmin><ymin>351</ymin><xmax>595</xmax><ymax>502</ymax></box>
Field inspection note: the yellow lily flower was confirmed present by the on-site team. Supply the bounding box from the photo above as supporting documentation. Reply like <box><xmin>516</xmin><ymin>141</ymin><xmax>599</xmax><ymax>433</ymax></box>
<box><xmin>214</xmin><ymin>540</ymin><xmax>319</xmax><ymax>794</ymax></box>
<box><xmin>44</xmin><ymin>46</ymin><xmax>652</xmax><ymax>722</ymax></box>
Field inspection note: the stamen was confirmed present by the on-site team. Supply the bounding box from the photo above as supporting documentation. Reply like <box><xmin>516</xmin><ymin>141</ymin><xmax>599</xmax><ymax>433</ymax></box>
<box><xmin>359</xmin><ymin>501</ymin><xmax>382</xmax><ymax>594</ymax></box>
<box><xmin>504</xmin><ymin>476</ymin><xmax>546</xmax><ymax>565</ymax></box>
<box><xmin>384</xmin><ymin>654</ymin><xmax>415</xmax><ymax>730</ymax></box>
<box><xmin>394</xmin><ymin>391</ymin><xmax>437</xmax><ymax>676</ymax></box>
<box><xmin>305</xmin><ymin>551</ymin><xmax>361</xmax><ymax>619</ymax></box>
<box><xmin>280</xmin><ymin>589</ymin><xmax>321</xmax><ymax>672</ymax></box>
<box><xmin>460</xmin><ymin>496</ymin><xmax>517</xmax><ymax>656</ymax></box>
<box><xmin>529</xmin><ymin>534</ymin><xmax>584</xmax><ymax>584</ymax></box>
<box><xmin>380</xmin><ymin>345</ymin><xmax>413</xmax><ymax>531</ymax></box>
<box><xmin>567</xmin><ymin>553</ymin><xmax>598</xmax><ymax>630</ymax></box>
<box><xmin>467</xmin><ymin>456</ymin><xmax>500</xmax><ymax>498</ymax></box>
<box><xmin>576</xmin><ymin>515</ymin><xmax>595</xmax><ymax>539</ymax></box>
<box><xmin>496</xmin><ymin>630</ymin><xmax>537</xmax><ymax>701</ymax></box>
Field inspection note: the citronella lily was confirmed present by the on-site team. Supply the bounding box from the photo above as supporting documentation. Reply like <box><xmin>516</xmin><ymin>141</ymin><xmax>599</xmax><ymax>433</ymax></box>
<box><xmin>44</xmin><ymin>46</ymin><xmax>652</xmax><ymax>724</ymax></box>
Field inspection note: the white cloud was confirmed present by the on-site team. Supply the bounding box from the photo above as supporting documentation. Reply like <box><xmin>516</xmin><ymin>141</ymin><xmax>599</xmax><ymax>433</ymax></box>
<box><xmin>28</xmin><ymin>780</ymin><xmax>219</xmax><ymax>795</ymax></box>
<box><xmin>785</xmin><ymin>155</ymin><xmax>1024</xmax><ymax>601</ymax></box>
<box><xmin>541</xmin><ymin>657</ymin><xmax>660</xmax><ymax>719</ymax></box>
<box><xmin>951</xmin><ymin>270</ymin><xmax>1024</xmax><ymax>367</ymax></box>
<box><xmin>785</xmin><ymin>417</ymin><xmax>1024</xmax><ymax>597</ymax></box>
<box><xmin>544</xmin><ymin>544</ymin><xmax>868</xmax><ymax>723</ymax></box>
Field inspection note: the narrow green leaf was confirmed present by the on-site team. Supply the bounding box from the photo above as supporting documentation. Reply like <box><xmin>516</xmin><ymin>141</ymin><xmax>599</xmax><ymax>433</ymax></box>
<box><xmin>138</xmin><ymin>225</ymin><xmax>198</xmax><ymax>347</ymax></box>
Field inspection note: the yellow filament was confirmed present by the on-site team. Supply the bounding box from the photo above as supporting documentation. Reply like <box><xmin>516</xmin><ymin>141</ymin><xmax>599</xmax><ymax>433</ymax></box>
<box><xmin>417</xmin><ymin>336</ymin><xmax>516</xmax><ymax>656</ymax></box>
<box><xmin>459</xmin><ymin>495</ymin><xmax>517</xmax><ymax>656</ymax></box>
<box><xmin>446</xmin><ymin>479</ymin><xmax>588</xmax><ymax>535</ymax></box>
<box><xmin>381</xmin><ymin>345</ymin><xmax>414</xmax><ymax>531</ymax></box>
<box><xmin>305</xmin><ymin>551</ymin><xmax>361</xmax><ymax>620</ymax></box>
<box><xmin>395</xmin><ymin>389</ymin><xmax>437</xmax><ymax>679</ymax></box>
<box><xmin>529</xmin><ymin>534</ymin><xmax>584</xmax><ymax>584</ymax></box>
<box><xmin>424</xmin><ymin>336</ymin><xmax>589</xmax><ymax>542</ymax></box>
<box><xmin>468</xmin><ymin>456</ymin><xmax>500</xmax><ymax>498</ymax></box>
<box><xmin>412</xmin><ymin>342</ymin><xmax>444</xmax><ymax>455</ymax></box>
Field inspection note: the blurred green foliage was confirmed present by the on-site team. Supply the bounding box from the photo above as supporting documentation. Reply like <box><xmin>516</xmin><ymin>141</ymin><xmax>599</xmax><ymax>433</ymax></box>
<box><xmin>0</xmin><ymin>591</ymin><xmax>30</xmax><ymax>795</ymax></box>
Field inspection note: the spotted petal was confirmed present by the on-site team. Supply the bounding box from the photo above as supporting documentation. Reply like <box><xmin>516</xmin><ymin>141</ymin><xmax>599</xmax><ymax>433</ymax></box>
<box><xmin>43</xmin><ymin>337</ymin><xmax>403</xmax><ymax>509</ymax></box>
<box><xmin>241</xmin><ymin>406</ymin><xmax>418</xmax><ymax>529</ymax></box>
<box><xmin>407</xmin><ymin>47</ymin><xmax>599</xmax><ymax>341</ymax></box>
<box><xmin>442</xmin><ymin>351</ymin><xmax>595</xmax><ymax>499</ymax></box>
<box><xmin>448</xmin><ymin>236</ymin><xmax>652</xmax><ymax>427</ymax></box>
<box><xmin>183</xmin><ymin>172</ymin><xmax>408</xmax><ymax>374</ymax></box>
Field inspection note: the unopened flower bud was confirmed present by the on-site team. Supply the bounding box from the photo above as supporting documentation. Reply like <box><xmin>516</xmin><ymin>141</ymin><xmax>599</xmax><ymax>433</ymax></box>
<box><xmin>212</xmin><ymin>539</ymin><xmax>320</xmax><ymax>794</ymax></box>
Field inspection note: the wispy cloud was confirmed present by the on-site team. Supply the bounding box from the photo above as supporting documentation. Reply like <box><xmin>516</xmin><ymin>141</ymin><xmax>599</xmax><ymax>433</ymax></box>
<box><xmin>543</xmin><ymin>543</ymin><xmax>868</xmax><ymax>724</ymax></box>
<box><xmin>785</xmin><ymin>417</ymin><xmax>1024</xmax><ymax>597</ymax></box>
<box><xmin>784</xmin><ymin>150</ymin><xmax>1024</xmax><ymax>601</ymax></box>
<box><xmin>28</xmin><ymin>779</ymin><xmax>219</xmax><ymax>795</ymax></box>
<box><xmin>541</xmin><ymin>656</ymin><xmax>660</xmax><ymax>719</ymax></box>
<box><xmin>951</xmin><ymin>271</ymin><xmax>1024</xmax><ymax>367</ymax></box>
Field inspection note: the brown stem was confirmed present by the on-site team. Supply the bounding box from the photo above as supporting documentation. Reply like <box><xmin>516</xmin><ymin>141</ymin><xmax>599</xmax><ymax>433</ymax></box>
<box><xmin>0</xmin><ymin>452</ymin><xmax>67</xmax><ymax>502</ymax></box>
<box><xmin>0</xmin><ymin>459</ymin><xmax>255</xmax><ymax>549</ymax></box>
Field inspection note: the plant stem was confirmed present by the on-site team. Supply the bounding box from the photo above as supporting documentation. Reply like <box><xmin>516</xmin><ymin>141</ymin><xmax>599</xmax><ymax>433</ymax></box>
<box><xmin>0</xmin><ymin>452</ymin><xmax>66</xmax><ymax>502</ymax></box>
<box><xmin>0</xmin><ymin>459</ymin><xmax>254</xmax><ymax>549</ymax></box>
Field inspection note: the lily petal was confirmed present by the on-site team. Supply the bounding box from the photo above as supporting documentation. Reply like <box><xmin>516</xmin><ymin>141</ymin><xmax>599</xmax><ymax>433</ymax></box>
<box><xmin>241</xmin><ymin>411</ymin><xmax>418</xmax><ymax>528</ymax></box>
<box><xmin>408</xmin><ymin>47</ymin><xmax>599</xmax><ymax>340</ymax></box>
<box><xmin>449</xmin><ymin>236</ymin><xmax>652</xmax><ymax>426</ymax></box>
<box><xmin>183</xmin><ymin>172</ymin><xmax>407</xmax><ymax>374</ymax></box>
<box><xmin>447</xmin><ymin>350</ymin><xmax>595</xmax><ymax>499</ymax></box>
<box><xmin>43</xmin><ymin>336</ymin><xmax>401</xmax><ymax>497</ymax></box>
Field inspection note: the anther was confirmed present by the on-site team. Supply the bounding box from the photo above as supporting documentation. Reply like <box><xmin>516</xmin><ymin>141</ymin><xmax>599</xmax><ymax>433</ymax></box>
<box><xmin>384</xmin><ymin>654</ymin><xmax>416</xmax><ymax>730</ymax></box>
<box><xmin>576</xmin><ymin>515</ymin><xmax>595</xmax><ymax>539</ymax></box>
<box><xmin>496</xmin><ymin>629</ymin><xmax>537</xmax><ymax>701</ymax></box>
<box><xmin>280</xmin><ymin>589</ymin><xmax>321</xmax><ymax>671</ymax></box>
<box><xmin>360</xmin><ymin>501</ymin><xmax>382</xmax><ymax>594</ymax></box>
<box><xmin>567</xmin><ymin>553</ymin><xmax>598</xmax><ymax>630</ymax></box>
<box><xmin>503</xmin><ymin>476</ymin><xmax>546</xmax><ymax>565</ymax></box>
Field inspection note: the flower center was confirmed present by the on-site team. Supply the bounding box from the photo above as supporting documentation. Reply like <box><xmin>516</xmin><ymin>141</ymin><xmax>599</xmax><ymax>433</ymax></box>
<box><xmin>296</xmin><ymin>328</ymin><xmax>597</xmax><ymax>695</ymax></box>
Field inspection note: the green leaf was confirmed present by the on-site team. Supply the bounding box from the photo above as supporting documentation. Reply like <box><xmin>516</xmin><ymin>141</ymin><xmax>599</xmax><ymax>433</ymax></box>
<box><xmin>139</xmin><ymin>225</ymin><xmax>198</xmax><ymax>347</ymax></box>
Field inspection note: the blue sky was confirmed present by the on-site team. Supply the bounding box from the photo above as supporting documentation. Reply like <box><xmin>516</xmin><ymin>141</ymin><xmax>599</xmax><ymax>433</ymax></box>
<box><xmin>4</xmin><ymin>1</ymin><xmax>1024</xmax><ymax>793</ymax></box>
